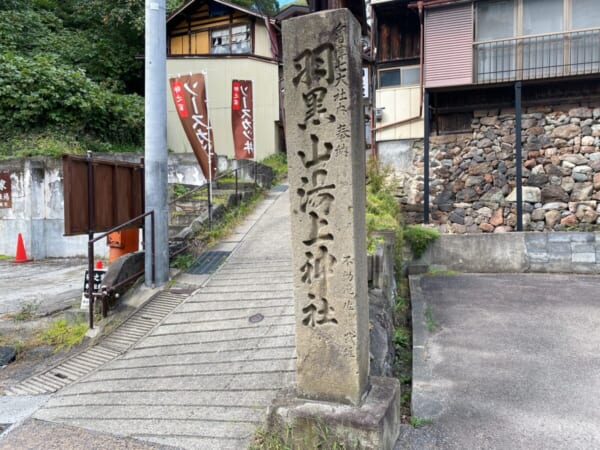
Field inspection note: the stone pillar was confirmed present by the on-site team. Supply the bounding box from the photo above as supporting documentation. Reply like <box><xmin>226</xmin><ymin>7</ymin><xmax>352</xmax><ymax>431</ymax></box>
<box><xmin>283</xmin><ymin>9</ymin><xmax>369</xmax><ymax>406</ymax></box>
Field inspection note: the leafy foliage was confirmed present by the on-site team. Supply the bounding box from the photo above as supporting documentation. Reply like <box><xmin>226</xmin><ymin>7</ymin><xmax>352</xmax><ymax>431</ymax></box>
<box><xmin>404</xmin><ymin>225</ymin><xmax>440</xmax><ymax>260</ymax></box>
<box><xmin>366</xmin><ymin>159</ymin><xmax>401</xmax><ymax>253</ymax></box>
<box><xmin>0</xmin><ymin>0</ymin><xmax>144</xmax><ymax>157</ymax></box>
<box><xmin>260</xmin><ymin>152</ymin><xmax>288</xmax><ymax>181</ymax></box>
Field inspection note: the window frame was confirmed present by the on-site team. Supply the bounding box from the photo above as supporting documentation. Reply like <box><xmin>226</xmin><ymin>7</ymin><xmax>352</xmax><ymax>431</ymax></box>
<box><xmin>377</xmin><ymin>65</ymin><xmax>421</xmax><ymax>89</ymax></box>
<box><xmin>210</xmin><ymin>22</ymin><xmax>252</xmax><ymax>55</ymax></box>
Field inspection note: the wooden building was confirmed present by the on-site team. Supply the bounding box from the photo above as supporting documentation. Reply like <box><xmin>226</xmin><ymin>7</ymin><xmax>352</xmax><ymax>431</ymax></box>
<box><xmin>166</xmin><ymin>0</ymin><xmax>281</xmax><ymax>165</ymax></box>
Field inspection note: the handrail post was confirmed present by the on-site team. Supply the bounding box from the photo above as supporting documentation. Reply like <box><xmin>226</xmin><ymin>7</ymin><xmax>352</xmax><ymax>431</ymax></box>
<box><xmin>87</xmin><ymin>240</ymin><xmax>94</xmax><ymax>329</ymax></box>
<box><xmin>208</xmin><ymin>179</ymin><xmax>213</xmax><ymax>231</ymax></box>
<box><xmin>151</xmin><ymin>211</ymin><xmax>156</xmax><ymax>287</ymax></box>
<box><xmin>235</xmin><ymin>168</ymin><xmax>239</xmax><ymax>205</ymax></box>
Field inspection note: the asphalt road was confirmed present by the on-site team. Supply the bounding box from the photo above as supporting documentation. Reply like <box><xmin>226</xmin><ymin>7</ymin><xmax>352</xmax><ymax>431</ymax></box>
<box><xmin>405</xmin><ymin>273</ymin><xmax>600</xmax><ymax>450</ymax></box>
<box><xmin>0</xmin><ymin>258</ymin><xmax>88</xmax><ymax>316</ymax></box>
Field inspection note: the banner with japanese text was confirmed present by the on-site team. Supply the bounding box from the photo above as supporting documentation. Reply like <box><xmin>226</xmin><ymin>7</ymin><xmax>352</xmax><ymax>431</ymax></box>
<box><xmin>169</xmin><ymin>73</ymin><xmax>217</xmax><ymax>179</ymax></box>
<box><xmin>231</xmin><ymin>80</ymin><xmax>254</xmax><ymax>160</ymax></box>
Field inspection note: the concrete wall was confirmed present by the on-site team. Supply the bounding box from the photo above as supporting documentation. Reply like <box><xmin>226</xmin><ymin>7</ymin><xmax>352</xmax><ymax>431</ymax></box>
<box><xmin>0</xmin><ymin>154</ymin><xmax>210</xmax><ymax>259</ymax></box>
<box><xmin>415</xmin><ymin>232</ymin><xmax>600</xmax><ymax>274</ymax></box>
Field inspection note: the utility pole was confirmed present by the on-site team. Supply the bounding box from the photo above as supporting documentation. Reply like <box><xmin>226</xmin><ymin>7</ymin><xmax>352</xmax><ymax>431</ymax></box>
<box><xmin>144</xmin><ymin>0</ymin><xmax>169</xmax><ymax>287</ymax></box>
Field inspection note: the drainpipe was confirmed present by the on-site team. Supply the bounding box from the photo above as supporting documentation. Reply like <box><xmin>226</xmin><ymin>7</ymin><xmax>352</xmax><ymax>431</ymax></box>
<box><xmin>369</xmin><ymin>1</ymin><xmax>377</xmax><ymax>159</ymax></box>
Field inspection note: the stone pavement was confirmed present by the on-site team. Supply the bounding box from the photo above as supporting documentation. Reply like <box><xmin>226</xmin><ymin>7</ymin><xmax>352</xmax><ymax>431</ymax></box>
<box><xmin>403</xmin><ymin>273</ymin><xmax>600</xmax><ymax>450</ymax></box>
<box><xmin>1</xmin><ymin>186</ymin><xmax>295</xmax><ymax>449</ymax></box>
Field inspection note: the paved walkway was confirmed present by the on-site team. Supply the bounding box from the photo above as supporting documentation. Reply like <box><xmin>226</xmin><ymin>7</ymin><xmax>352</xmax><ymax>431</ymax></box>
<box><xmin>404</xmin><ymin>273</ymin><xmax>600</xmax><ymax>450</ymax></box>
<box><xmin>1</xmin><ymin>186</ymin><xmax>295</xmax><ymax>449</ymax></box>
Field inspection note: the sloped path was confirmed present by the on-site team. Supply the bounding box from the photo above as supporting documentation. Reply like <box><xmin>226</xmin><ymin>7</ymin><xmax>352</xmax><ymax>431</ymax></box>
<box><xmin>17</xmin><ymin>186</ymin><xmax>295</xmax><ymax>450</ymax></box>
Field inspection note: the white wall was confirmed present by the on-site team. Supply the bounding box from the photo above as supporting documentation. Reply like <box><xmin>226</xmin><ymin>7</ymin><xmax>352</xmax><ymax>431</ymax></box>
<box><xmin>166</xmin><ymin>57</ymin><xmax>280</xmax><ymax>161</ymax></box>
<box><xmin>375</xmin><ymin>85</ymin><xmax>424</xmax><ymax>141</ymax></box>
<box><xmin>0</xmin><ymin>155</ymin><xmax>208</xmax><ymax>259</ymax></box>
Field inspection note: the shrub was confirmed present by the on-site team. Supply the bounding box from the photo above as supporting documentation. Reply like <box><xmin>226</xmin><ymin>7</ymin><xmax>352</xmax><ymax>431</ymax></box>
<box><xmin>404</xmin><ymin>225</ymin><xmax>440</xmax><ymax>259</ymax></box>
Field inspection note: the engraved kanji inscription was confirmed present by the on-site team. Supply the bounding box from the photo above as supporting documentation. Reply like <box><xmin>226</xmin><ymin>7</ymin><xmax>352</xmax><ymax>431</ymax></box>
<box><xmin>300</xmin><ymin>245</ymin><xmax>337</xmax><ymax>285</ymax></box>
<box><xmin>298</xmin><ymin>134</ymin><xmax>333</xmax><ymax>169</ymax></box>
<box><xmin>298</xmin><ymin>87</ymin><xmax>336</xmax><ymax>130</ymax></box>
<box><xmin>302</xmin><ymin>294</ymin><xmax>338</xmax><ymax>327</ymax></box>
<box><xmin>297</xmin><ymin>169</ymin><xmax>335</xmax><ymax>214</ymax></box>
<box><xmin>293</xmin><ymin>44</ymin><xmax>335</xmax><ymax>87</ymax></box>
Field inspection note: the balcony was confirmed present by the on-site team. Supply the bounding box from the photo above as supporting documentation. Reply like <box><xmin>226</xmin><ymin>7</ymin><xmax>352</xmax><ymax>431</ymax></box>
<box><xmin>474</xmin><ymin>28</ymin><xmax>600</xmax><ymax>84</ymax></box>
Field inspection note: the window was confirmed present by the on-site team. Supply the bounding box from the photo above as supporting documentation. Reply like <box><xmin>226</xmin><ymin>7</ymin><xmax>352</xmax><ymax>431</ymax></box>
<box><xmin>476</xmin><ymin>0</ymin><xmax>516</xmax><ymax>81</ymax></box>
<box><xmin>476</xmin><ymin>0</ymin><xmax>514</xmax><ymax>41</ymax></box>
<box><xmin>570</xmin><ymin>0</ymin><xmax>600</xmax><ymax>72</ymax></box>
<box><xmin>378</xmin><ymin>66</ymin><xmax>420</xmax><ymax>88</ymax></box>
<box><xmin>210</xmin><ymin>24</ymin><xmax>251</xmax><ymax>54</ymax></box>
<box><xmin>571</xmin><ymin>0</ymin><xmax>600</xmax><ymax>29</ymax></box>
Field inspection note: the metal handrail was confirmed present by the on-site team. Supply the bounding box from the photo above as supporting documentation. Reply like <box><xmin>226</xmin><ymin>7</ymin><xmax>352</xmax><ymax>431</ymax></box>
<box><xmin>86</xmin><ymin>210</ymin><xmax>155</xmax><ymax>329</ymax></box>
<box><xmin>169</xmin><ymin>159</ymin><xmax>266</xmax><ymax>230</ymax></box>
<box><xmin>474</xmin><ymin>27</ymin><xmax>600</xmax><ymax>84</ymax></box>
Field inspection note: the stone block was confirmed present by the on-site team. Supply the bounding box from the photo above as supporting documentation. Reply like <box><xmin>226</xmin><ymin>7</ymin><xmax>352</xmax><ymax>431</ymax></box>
<box><xmin>524</xmin><ymin>233</ymin><xmax>548</xmax><ymax>250</ymax></box>
<box><xmin>572</xmin><ymin>253</ymin><xmax>596</xmax><ymax>263</ymax></box>
<box><xmin>283</xmin><ymin>9</ymin><xmax>368</xmax><ymax>405</ymax></box>
<box><xmin>571</xmin><ymin>243</ymin><xmax>595</xmax><ymax>253</ymax></box>
<box><xmin>570</xmin><ymin>263</ymin><xmax>600</xmax><ymax>274</ymax></box>
<box><xmin>568</xmin><ymin>232</ymin><xmax>595</xmax><ymax>243</ymax></box>
<box><xmin>547</xmin><ymin>233</ymin><xmax>574</xmax><ymax>242</ymax></box>
<box><xmin>506</xmin><ymin>186</ymin><xmax>541</xmax><ymax>203</ymax></box>
<box><xmin>547</xmin><ymin>242</ymin><xmax>571</xmax><ymax>254</ymax></box>
<box><xmin>527</xmin><ymin>251</ymin><xmax>549</xmax><ymax>263</ymax></box>
<box><xmin>267</xmin><ymin>377</ymin><xmax>401</xmax><ymax>450</ymax></box>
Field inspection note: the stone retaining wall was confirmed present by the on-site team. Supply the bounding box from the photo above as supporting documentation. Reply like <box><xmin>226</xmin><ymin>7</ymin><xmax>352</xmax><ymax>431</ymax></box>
<box><xmin>400</xmin><ymin>104</ymin><xmax>600</xmax><ymax>233</ymax></box>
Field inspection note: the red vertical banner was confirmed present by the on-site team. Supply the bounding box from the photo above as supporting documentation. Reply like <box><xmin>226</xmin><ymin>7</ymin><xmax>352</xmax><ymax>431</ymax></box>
<box><xmin>231</xmin><ymin>80</ymin><xmax>254</xmax><ymax>160</ymax></box>
<box><xmin>169</xmin><ymin>74</ymin><xmax>217</xmax><ymax>180</ymax></box>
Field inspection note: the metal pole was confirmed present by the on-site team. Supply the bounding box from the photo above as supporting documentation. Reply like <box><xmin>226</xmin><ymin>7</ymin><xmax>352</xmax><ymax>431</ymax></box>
<box><xmin>235</xmin><ymin>168</ymin><xmax>239</xmax><ymax>205</ymax></box>
<box><xmin>203</xmin><ymin>70</ymin><xmax>214</xmax><ymax>229</ymax></box>
<box><xmin>144</xmin><ymin>0</ymin><xmax>169</xmax><ymax>287</ymax></box>
<box><xmin>515</xmin><ymin>81</ymin><xmax>523</xmax><ymax>231</ymax></box>
<box><xmin>86</xmin><ymin>151</ymin><xmax>95</xmax><ymax>329</ymax></box>
<box><xmin>423</xmin><ymin>90</ymin><xmax>430</xmax><ymax>225</ymax></box>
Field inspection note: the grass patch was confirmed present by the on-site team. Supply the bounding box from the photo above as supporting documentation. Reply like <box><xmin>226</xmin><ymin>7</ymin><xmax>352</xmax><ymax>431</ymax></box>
<box><xmin>426</xmin><ymin>268</ymin><xmax>460</xmax><ymax>276</ymax></box>
<box><xmin>0</xmin><ymin>129</ymin><xmax>139</xmax><ymax>161</ymax></box>
<box><xmin>12</xmin><ymin>301</ymin><xmax>40</xmax><ymax>321</ymax></box>
<box><xmin>261</xmin><ymin>152</ymin><xmax>288</xmax><ymax>181</ymax></box>
<box><xmin>424</xmin><ymin>305</ymin><xmax>438</xmax><ymax>333</ymax></box>
<box><xmin>35</xmin><ymin>318</ymin><xmax>87</xmax><ymax>352</ymax></box>
<box><xmin>0</xmin><ymin>254</ymin><xmax>11</xmax><ymax>261</ymax></box>
<box><xmin>201</xmin><ymin>189</ymin><xmax>264</xmax><ymax>246</ymax></box>
<box><xmin>250</xmin><ymin>421</ymin><xmax>359</xmax><ymax>450</ymax></box>
<box><xmin>410</xmin><ymin>417</ymin><xmax>433</xmax><ymax>428</ymax></box>
<box><xmin>250</xmin><ymin>427</ymin><xmax>292</xmax><ymax>450</ymax></box>
<box><xmin>404</xmin><ymin>225</ymin><xmax>440</xmax><ymax>260</ymax></box>
<box><xmin>170</xmin><ymin>254</ymin><xmax>195</xmax><ymax>270</ymax></box>
<box><xmin>172</xmin><ymin>183</ymin><xmax>189</xmax><ymax>198</ymax></box>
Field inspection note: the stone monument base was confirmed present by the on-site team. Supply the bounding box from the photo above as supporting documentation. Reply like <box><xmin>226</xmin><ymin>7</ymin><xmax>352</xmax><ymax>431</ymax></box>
<box><xmin>266</xmin><ymin>377</ymin><xmax>401</xmax><ymax>450</ymax></box>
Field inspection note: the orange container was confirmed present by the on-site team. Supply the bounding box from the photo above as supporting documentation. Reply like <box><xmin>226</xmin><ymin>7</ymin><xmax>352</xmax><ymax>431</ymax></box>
<box><xmin>107</xmin><ymin>228</ymin><xmax>140</xmax><ymax>264</ymax></box>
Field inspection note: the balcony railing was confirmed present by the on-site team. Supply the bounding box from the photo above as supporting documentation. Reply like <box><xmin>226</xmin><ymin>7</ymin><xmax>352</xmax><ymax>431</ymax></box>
<box><xmin>474</xmin><ymin>27</ymin><xmax>600</xmax><ymax>84</ymax></box>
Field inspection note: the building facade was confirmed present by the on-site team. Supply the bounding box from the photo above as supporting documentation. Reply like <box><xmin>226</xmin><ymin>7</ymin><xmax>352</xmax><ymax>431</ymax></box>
<box><xmin>166</xmin><ymin>0</ymin><xmax>281</xmax><ymax>168</ymax></box>
<box><xmin>373</xmin><ymin>0</ymin><xmax>600</xmax><ymax>232</ymax></box>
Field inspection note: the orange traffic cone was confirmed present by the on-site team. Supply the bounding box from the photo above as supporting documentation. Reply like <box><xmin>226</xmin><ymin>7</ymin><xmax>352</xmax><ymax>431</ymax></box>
<box><xmin>14</xmin><ymin>233</ymin><xmax>29</xmax><ymax>263</ymax></box>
